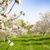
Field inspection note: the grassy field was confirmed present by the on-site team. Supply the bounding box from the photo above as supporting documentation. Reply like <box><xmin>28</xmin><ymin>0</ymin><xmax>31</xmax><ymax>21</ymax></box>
<box><xmin>0</xmin><ymin>34</ymin><xmax>50</xmax><ymax>50</ymax></box>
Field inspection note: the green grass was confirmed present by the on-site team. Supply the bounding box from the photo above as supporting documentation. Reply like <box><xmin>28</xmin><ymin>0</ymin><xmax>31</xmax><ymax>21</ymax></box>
<box><xmin>0</xmin><ymin>34</ymin><xmax>50</xmax><ymax>50</ymax></box>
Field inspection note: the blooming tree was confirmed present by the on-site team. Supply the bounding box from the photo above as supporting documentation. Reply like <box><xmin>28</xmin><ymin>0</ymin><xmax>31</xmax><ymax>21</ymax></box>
<box><xmin>0</xmin><ymin>0</ymin><xmax>25</xmax><ymax>41</ymax></box>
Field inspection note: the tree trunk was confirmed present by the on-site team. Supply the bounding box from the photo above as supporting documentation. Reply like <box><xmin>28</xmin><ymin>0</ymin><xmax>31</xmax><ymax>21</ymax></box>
<box><xmin>43</xmin><ymin>32</ymin><xmax>45</xmax><ymax>36</ymax></box>
<box><xmin>4</xmin><ymin>36</ymin><xmax>8</xmax><ymax>42</ymax></box>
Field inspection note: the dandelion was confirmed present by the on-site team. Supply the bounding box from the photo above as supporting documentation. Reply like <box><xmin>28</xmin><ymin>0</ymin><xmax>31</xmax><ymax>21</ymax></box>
<box><xmin>9</xmin><ymin>42</ymin><xmax>14</xmax><ymax>46</ymax></box>
<box><xmin>6</xmin><ymin>40</ymin><xmax>14</xmax><ymax>50</ymax></box>
<box><xmin>8</xmin><ymin>40</ymin><xmax>14</xmax><ymax>46</ymax></box>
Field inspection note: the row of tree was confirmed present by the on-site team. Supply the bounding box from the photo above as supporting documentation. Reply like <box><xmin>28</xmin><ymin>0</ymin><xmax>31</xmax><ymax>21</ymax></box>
<box><xmin>30</xmin><ymin>11</ymin><xmax>50</xmax><ymax>36</ymax></box>
<box><xmin>0</xmin><ymin>11</ymin><xmax>50</xmax><ymax>41</ymax></box>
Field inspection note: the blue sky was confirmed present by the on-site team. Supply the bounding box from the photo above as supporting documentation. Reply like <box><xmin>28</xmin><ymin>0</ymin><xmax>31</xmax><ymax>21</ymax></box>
<box><xmin>8</xmin><ymin>0</ymin><xmax>50</xmax><ymax>24</ymax></box>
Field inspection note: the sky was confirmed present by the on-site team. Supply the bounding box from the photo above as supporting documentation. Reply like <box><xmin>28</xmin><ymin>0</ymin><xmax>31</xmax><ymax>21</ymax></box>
<box><xmin>1</xmin><ymin>0</ymin><xmax>50</xmax><ymax>24</ymax></box>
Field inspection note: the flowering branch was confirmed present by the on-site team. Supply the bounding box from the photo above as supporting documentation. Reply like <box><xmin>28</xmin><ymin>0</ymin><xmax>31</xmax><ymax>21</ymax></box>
<box><xmin>8</xmin><ymin>0</ymin><xmax>21</xmax><ymax>14</ymax></box>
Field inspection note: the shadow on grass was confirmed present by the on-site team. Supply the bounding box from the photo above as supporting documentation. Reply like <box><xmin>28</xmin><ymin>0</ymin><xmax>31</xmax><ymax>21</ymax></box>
<box><xmin>0</xmin><ymin>37</ymin><xmax>50</xmax><ymax>43</ymax></box>
<box><xmin>0</xmin><ymin>41</ymin><xmax>4</xmax><ymax>42</ymax></box>
<box><xmin>29</xmin><ymin>37</ymin><xmax>50</xmax><ymax>41</ymax></box>
<box><xmin>11</xmin><ymin>37</ymin><xmax>50</xmax><ymax>42</ymax></box>
<box><xmin>22</xmin><ymin>42</ymin><xmax>50</xmax><ymax>46</ymax></box>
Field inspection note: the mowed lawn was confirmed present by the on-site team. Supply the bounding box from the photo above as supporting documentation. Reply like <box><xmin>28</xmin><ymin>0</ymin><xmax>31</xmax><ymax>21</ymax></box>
<box><xmin>0</xmin><ymin>35</ymin><xmax>50</xmax><ymax>50</ymax></box>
